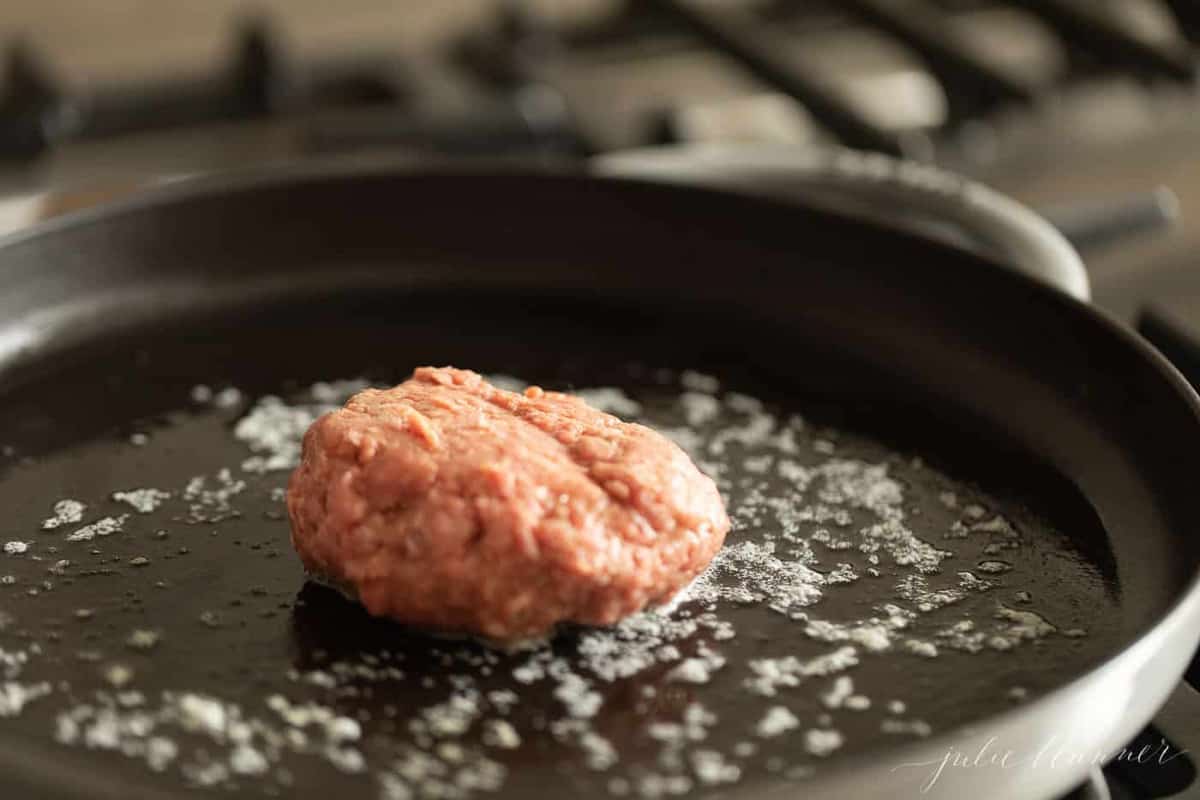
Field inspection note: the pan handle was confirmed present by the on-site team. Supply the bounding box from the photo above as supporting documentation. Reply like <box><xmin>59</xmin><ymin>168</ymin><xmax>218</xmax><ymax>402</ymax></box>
<box><xmin>593</xmin><ymin>145</ymin><xmax>1090</xmax><ymax>302</ymax></box>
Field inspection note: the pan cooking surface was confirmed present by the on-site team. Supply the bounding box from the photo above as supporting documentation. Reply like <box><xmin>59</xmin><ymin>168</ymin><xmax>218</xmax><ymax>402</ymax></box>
<box><xmin>0</xmin><ymin>297</ymin><xmax>1127</xmax><ymax>799</ymax></box>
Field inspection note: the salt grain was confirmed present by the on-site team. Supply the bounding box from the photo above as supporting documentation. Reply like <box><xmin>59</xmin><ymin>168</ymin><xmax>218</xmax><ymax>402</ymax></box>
<box><xmin>481</xmin><ymin>719</ymin><xmax>521</xmax><ymax>749</ymax></box>
<box><xmin>745</xmin><ymin>647</ymin><xmax>859</xmax><ymax>697</ymax></box>
<box><xmin>691</xmin><ymin>749</ymin><xmax>740</xmax><ymax>785</ymax></box>
<box><xmin>126</xmin><ymin>630</ymin><xmax>162</xmax><ymax>651</ymax></box>
<box><xmin>904</xmin><ymin>640</ymin><xmax>939</xmax><ymax>659</ymax></box>
<box><xmin>576</xmin><ymin>387</ymin><xmax>642</xmax><ymax>418</ymax></box>
<box><xmin>881</xmin><ymin>719</ymin><xmax>932</xmax><ymax>737</ymax></box>
<box><xmin>112</xmin><ymin>488</ymin><xmax>171</xmax><ymax>514</ymax></box>
<box><xmin>234</xmin><ymin>381</ymin><xmax>368</xmax><ymax>473</ymax></box>
<box><xmin>66</xmin><ymin>515</ymin><xmax>129</xmax><ymax>543</ymax></box>
<box><xmin>0</xmin><ymin>681</ymin><xmax>51</xmax><ymax>717</ymax></box>
<box><xmin>229</xmin><ymin>745</ymin><xmax>269</xmax><ymax>776</ymax></box>
<box><xmin>680</xmin><ymin>371</ymin><xmax>720</xmax><ymax>394</ymax></box>
<box><xmin>804</xmin><ymin>728</ymin><xmax>844</xmax><ymax>757</ymax></box>
<box><xmin>41</xmin><ymin>500</ymin><xmax>86</xmax><ymax>530</ymax></box>
<box><xmin>756</xmin><ymin>706</ymin><xmax>800</xmax><ymax>738</ymax></box>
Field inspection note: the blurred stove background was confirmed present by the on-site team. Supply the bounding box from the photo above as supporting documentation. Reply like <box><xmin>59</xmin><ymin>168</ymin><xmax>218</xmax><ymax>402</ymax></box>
<box><xmin>1</xmin><ymin>0</ymin><xmax>1199</xmax><ymax>325</ymax></box>
<box><xmin>4</xmin><ymin>3</ymin><xmax>1200</xmax><ymax>799</ymax></box>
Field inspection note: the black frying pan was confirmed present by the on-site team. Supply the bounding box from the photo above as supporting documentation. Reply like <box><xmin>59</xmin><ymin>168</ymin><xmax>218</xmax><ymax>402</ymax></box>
<box><xmin>1</xmin><ymin>163</ymin><xmax>1199</xmax><ymax>800</ymax></box>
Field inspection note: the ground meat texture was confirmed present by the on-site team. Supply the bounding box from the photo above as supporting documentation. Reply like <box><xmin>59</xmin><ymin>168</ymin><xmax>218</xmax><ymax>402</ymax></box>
<box><xmin>286</xmin><ymin>367</ymin><xmax>730</xmax><ymax>642</ymax></box>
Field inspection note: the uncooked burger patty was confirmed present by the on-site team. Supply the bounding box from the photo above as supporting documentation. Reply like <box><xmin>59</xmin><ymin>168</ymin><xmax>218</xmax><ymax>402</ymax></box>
<box><xmin>286</xmin><ymin>367</ymin><xmax>730</xmax><ymax>642</ymax></box>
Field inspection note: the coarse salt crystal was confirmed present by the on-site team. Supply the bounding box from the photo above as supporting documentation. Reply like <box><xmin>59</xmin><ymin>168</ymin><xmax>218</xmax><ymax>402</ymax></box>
<box><xmin>756</xmin><ymin>706</ymin><xmax>800</xmax><ymax>738</ymax></box>
<box><xmin>112</xmin><ymin>488</ymin><xmax>171</xmax><ymax>514</ymax></box>
<box><xmin>66</xmin><ymin>515</ymin><xmax>129</xmax><ymax>543</ymax></box>
<box><xmin>804</xmin><ymin>728</ymin><xmax>844</xmax><ymax>757</ymax></box>
<box><xmin>41</xmin><ymin>499</ymin><xmax>86</xmax><ymax>530</ymax></box>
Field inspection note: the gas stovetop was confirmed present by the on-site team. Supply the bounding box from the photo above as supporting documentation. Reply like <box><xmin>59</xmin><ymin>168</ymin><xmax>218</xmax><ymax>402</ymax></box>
<box><xmin>4</xmin><ymin>3</ymin><xmax>1200</xmax><ymax>798</ymax></box>
<box><xmin>3</xmin><ymin>1</ymin><xmax>1200</xmax><ymax>317</ymax></box>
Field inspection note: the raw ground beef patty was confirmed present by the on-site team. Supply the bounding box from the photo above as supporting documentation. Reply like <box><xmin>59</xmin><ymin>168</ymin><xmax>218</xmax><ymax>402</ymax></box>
<box><xmin>286</xmin><ymin>366</ymin><xmax>730</xmax><ymax>641</ymax></box>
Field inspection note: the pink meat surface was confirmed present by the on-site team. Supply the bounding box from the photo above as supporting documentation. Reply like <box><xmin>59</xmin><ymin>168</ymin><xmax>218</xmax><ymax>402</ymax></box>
<box><xmin>286</xmin><ymin>366</ymin><xmax>730</xmax><ymax>641</ymax></box>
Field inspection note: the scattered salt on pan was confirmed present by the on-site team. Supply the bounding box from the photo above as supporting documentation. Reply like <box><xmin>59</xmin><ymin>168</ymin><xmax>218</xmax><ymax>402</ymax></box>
<box><xmin>574</xmin><ymin>607</ymin><xmax>728</xmax><ymax>683</ymax></box>
<box><xmin>483</xmin><ymin>374</ymin><xmax>527</xmax><ymax>393</ymax></box>
<box><xmin>486</xmin><ymin>690</ymin><xmax>518</xmax><ymax>713</ymax></box>
<box><xmin>56</xmin><ymin>689</ymin><xmax>369</xmax><ymax>784</ymax></box>
<box><xmin>881</xmin><ymin>718</ymin><xmax>933</xmax><ymax>737</ymax></box>
<box><xmin>707</xmin><ymin>408</ymin><xmax>798</xmax><ymax>457</ymax></box>
<box><xmin>804</xmin><ymin>728</ymin><xmax>844</xmax><ymax>757</ymax></box>
<box><xmin>234</xmin><ymin>381</ymin><xmax>369</xmax><ymax>472</ymax></box>
<box><xmin>310</xmin><ymin>379</ymin><xmax>373</xmax><ymax>404</ymax></box>
<box><xmin>235</xmin><ymin>397</ymin><xmax>322</xmax><ymax>473</ymax></box>
<box><xmin>958</xmin><ymin>571</ymin><xmax>996</xmax><ymax>592</ymax></box>
<box><xmin>41</xmin><ymin>499</ymin><xmax>86</xmax><ymax>530</ymax></box>
<box><xmin>687</xmin><ymin>539</ymin><xmax>825</xmax><ymax>614</ymax></box>
<box><xmin>178</xmin><ymin>693</ymin><xmax>226</xmax><ymax>735</ymax></box>
<box><xmin>145</xmin><ymin>737</ymin><xmax>179</xmax><ymax>771</ymax></box>
<box><xmin>0</xmin><ymin>681</ymin><xmax>51</xmax><ymax>717</ymax></box>
<box><xmin>896</xmin><ymin>574</ymin><xmax>964</xmax><ymax>611</ymax></box>
<box><xmin>803</xmin><ymin>605</ymin><xmax>912</xmax><ymax>654</ymax></box>
<box><xmin>666</xmin><ymin>658</ymin><xmax>714</xmax><ymax>684</ymax></box>
<box><xmin>679</xmin><ymin>392</ymin><xmax>721</xmax><ymax>427</ymax></box>
<box><xmin>229</xmin><ymin>744</ymin><xmax>269</xmax><ymax>776</ymax></box>
<box><xmin>994</xmin><ymin>606</ymin><xmax>1057</xmax><ymax>640</ymax></box>
<box><xmin>213</xmin><ymin>387</ymin><xmax>242</xmax><ymax>409</ymax></box>
<box><xmin>972</xmin><ymin>515</ymin><xmax>1016</xmax><ymax>536</ymax></box>
<box><xmin>578</xmin><ymin>729</ymin><xmax>619</xmax><ymax>770</ymax></box>
<box><xmin>904</xmin><ymin>640</ymin><xmax>939</xmax><ymax>658</ymax></box>
<box><xmin>935</xmin><ymin>620</ymin><xmax>986</xmax><ymax>653</ymax></box>
<box><xmin>859</xmin><ymin>518</ymin><xmax>949</xmax><ymax>574</ymax></box>
<box><xmin>755</xmin><ymin>706</ymin><xmax>800</xmax><ymax>738</ymax></box>
<box><xmin>691</xmin><ymin>749</ymin><xmax>741</xmax><ymax>785</ymax></box>
<box><xmin>551</xmin><ymin>664</ymin><xmax>604</xmax><ymax>719</ymax></box>
<box><xmin>576</xmin><ymin>387</ymin><xmax>642</xmax><ymax>418</ymax></box>
<box><xmin>744</xmin><ymin>647</ymin><xmax>860</xmax><ymax>697</ymax></box>
<box><xmin>399</xmin><ymin>745</ymin><xmax>506</xmax><ymax>795</ymax></box>
<box><xmin>821</xmin><ymin>676</ymin><xmax>855</xmax><ymax>709</ymax></box>
<box><xmin>66</xmin><ymin>515</ymin><xmax>129</xmax><ymax>542</ymax></box>
<box><xmin>112</xmin><ymin>488</ymin><xmax>171</xmax><ymax>514</ymax></box>
<box><xmin>182</xmin><ymin>470</ymin><xmax>245</xmax><ymax>523</ymax></box>
<box><xmin>413</xmin><ymin>691</ymin><xmax>481</xmax><ymax>738</ymax></box>
<box><xmin>963</xmin><ymin>504</ymin><xmax>988</xmax><ymax>520</ymax></box>
<box><xmin>679</xmin><ymin>370</ymin><xmax>720</xmax><ymax>394</ymax></box>
<box><xmin>665</xmin><ymin>645</ymin><xmax>726</xmax><ymax>685</ymax></box>
<box><xmin>126</xmin><ymin>628</ymin><xmax>162</xmax><ymax>652</ymax></box>
<box><xmin>845</xmin><ymin>696</ymin><xmax>871</xmax><ymax>711</ymax></box>
<box><xmin>21</xmin><ymin>371</ymin><xmax>1091</xmax><ymax>795</ymax></box>
<box><xmin>328</xmin><ymin>716</ymin><xmax>362</xmax><ymax>743</ymax></box>
<box><xmin>481</xmin><ymin>719</ymin><xmax>521</xmax><ymax>749</ymax></box>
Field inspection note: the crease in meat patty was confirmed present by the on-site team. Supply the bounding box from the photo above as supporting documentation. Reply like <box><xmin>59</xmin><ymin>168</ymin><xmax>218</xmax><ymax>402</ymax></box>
<box><xmin>286</xmin><ymin>366</ymin><xmax>731</xmax><ymax>642</ymax></box>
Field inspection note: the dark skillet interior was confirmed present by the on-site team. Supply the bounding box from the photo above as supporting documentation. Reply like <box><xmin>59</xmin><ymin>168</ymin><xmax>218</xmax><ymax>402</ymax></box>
<box><xmin>0</xmin><ymin>169</ymin><xmax>1198</xmax><ymax>800</ymax></box>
